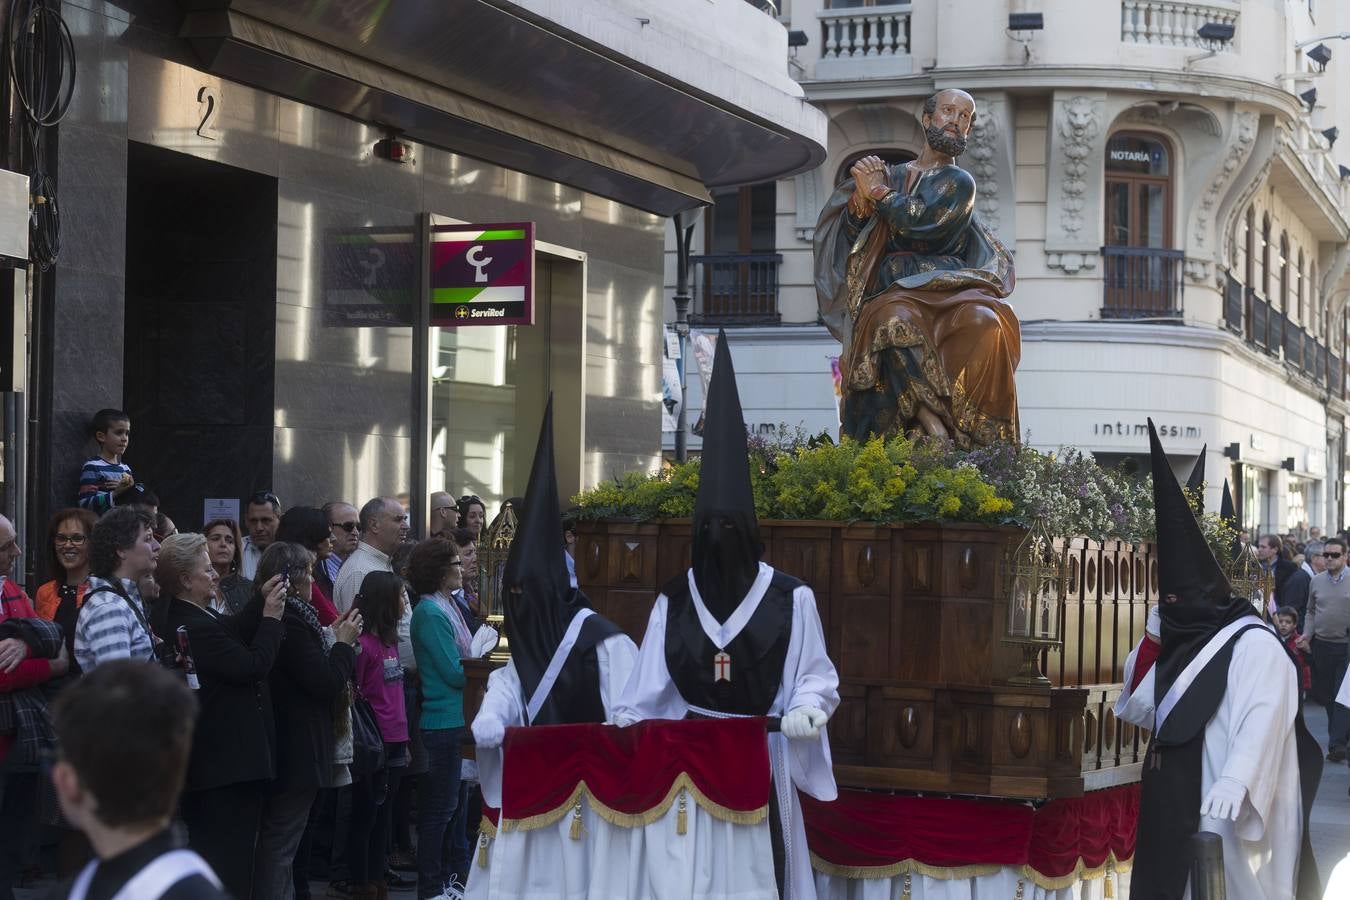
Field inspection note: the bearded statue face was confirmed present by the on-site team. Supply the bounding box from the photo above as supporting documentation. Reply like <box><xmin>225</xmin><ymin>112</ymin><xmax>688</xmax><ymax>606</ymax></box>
<box><xmin>922</xmin><ymin>90</ymin><xmax>976</xmax><ymax>158</ymax></box>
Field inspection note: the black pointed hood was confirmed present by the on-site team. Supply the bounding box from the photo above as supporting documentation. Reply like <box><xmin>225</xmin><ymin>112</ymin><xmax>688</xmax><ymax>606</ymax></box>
<box><xmin>1219</xmin><ymin>479</ymin><xmax>1236</xmax><ymax>527</ymax></box>
<box><xmin>501</xmin><ymin>395</ymin><xmax>618</xmax><ymax>725</ymax></box>
<box><xmin>692</xmin><ymin>330</ymin><xmax>763</xmax><ymax>621</ymax></box>
<box><xmin>1185</xmin><ymin>445</ymin><xmax>1207</xmax><ymax>512</ymax></box>
<box><xmin>1148</xmin><ymin>420</ymin><xmax>1255</xmax><ymax>713</ymax></box>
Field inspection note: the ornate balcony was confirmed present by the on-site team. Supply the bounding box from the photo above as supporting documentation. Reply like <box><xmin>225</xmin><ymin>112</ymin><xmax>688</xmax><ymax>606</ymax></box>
<box><xmin>816</xmin><ymin>2</ymin><xmax>913</xmax><ymax>80</ymax></box>
<box><xmin>1120</xmin><ymin>1</ymin><xmax>1240</xmax><ymax>49</ymax></box>
<box><xmin>690</xmin><ymin>253</ymin><xmax>783</xmax><ymax>324</ymax></box>
<box><xmin>1101</xmin><ymin>246</ymin><xmax>1184</xmax><ymax>319</ymax></box>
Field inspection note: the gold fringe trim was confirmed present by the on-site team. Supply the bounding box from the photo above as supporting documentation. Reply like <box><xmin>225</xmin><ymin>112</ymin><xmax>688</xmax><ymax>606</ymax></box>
<box><xmin>499</xmin><ymin>774</ymin><xmax>768</xmax><ymax>834</ymax></box>
<box><xmin>810</xmin><ymin>851</ymin><xmax>1134</xmax><ymax>891</ymax></box>
<box><xmin>478</xmin><ymin>816</ymin><xmax>498</xmax><ymax>839</ymax></box>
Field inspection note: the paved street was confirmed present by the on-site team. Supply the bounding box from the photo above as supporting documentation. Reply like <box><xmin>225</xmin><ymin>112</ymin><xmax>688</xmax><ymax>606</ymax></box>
<box><xmin>1306</xmin><ymin>700</ymin><xmax>1350</xmax><ymax>895</ymax></box>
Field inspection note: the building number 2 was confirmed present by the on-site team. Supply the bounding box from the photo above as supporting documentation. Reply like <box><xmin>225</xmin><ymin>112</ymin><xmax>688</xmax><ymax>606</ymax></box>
<box><xmin>197</xmin><ymin>85</ymin><xmax>219</xmax><ymax>141</ymax></box>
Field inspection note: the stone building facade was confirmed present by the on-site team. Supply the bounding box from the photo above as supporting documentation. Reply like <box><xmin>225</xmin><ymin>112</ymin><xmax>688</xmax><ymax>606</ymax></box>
<box><xmin>667</xmin><ymin>0</ymin><xmax>1350</xmax><ymax>536</ymax></box>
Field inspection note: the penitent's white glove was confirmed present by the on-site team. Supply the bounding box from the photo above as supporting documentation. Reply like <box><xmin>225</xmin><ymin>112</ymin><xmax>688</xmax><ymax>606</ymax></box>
<box><xmin>1199</xmin><ymin>776</ymin><xmax>1246</xmax><ymax>822</ymax></box>
<box><xmin>1145</xmin><ymin>605</ymin><xmax>1161</xmax><ymax>641</ymax></box>
<box><xmin>781</xmin><ymin>706</ymin><xmax>829</xmax><ymax>740</ymax></box>
<box><xmin>611</xmin><ymin>713</ymin><xmax>639</xmax><ymax>728</ymax></box>
<box><xmin>473</xmin><ymin>715</ymin><xmax>506</xmax><ymax>749</ymax></box>
<box><xmin>471</xmin><ymin>625</ymin><xmax>500</xmax><ymax>658</ymax></box>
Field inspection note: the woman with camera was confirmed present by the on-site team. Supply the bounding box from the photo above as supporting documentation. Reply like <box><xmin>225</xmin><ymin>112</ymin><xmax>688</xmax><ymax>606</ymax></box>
<box><xmin>254</xmin><ymin>542</ymin><xmax>362</xmax><ymax>900</ymax></box>
<box><xmin>155</xmin><ymin>532</ymin><xmax>288</xmax><ymax>899</ymax></box>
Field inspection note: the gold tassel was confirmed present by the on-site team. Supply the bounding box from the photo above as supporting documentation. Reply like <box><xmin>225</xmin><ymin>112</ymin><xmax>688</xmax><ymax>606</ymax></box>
<box><xmin>900</xmin><ymin>873</ymin><xmax>912</xmax><ymax>900</ymax></box>
<box><xmin>569</xmin><ymin>801</ymin><xmax>583</xmax><ymax>840</ymax></box>
<box><xmin>676</xmin><ymin>789</ymin><xmax>688</xmax><ymax>836</ymax></box>
<box><xmin>477</xmin><ymin>834</ymin><xmax>488</xmax><ymax>869</ymax></box>
<box><xmin>1105</xmin><ymin>865</ymin><xmax>1115</xmax><ymax>898</ymax></box>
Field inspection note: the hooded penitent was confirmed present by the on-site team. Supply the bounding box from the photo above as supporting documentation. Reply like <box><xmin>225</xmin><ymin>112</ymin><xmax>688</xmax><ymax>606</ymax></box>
<box><xmin>692</xmin><ymin>329</ymin><xmax>764</xmax><ymax>622</ymax></box>
<box><xmin>1133</xmin><ymin>421</ymin><xmax>1322</xmax><ymax>900</ymax></box>
<box><xmin>1148</xmin><ymin>424</ymin><xmax>1253</xmax><ymax>715</ymax></box>
<box><xmin>501</xmin><ymin>395</ymin><xmax>619</xmax><ymax>726</ymax></box>
<box><xmin>1185</xmin><ymin>445</ymin><xmax>1206</xmax><ymax>512</ymax></box>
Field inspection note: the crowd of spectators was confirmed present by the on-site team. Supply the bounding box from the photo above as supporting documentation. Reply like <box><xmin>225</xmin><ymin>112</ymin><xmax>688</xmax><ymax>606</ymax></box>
<box><xmin>0</xmin><ymin>408</ymin><xmax>500</xmax><ymax>899</ymax></box>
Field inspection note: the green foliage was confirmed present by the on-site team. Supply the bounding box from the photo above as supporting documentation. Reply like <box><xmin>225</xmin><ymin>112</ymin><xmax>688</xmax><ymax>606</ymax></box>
<box><xmin>571</xmin><ymin>431</ymin><xmax>1219</xmax><ymax>550</ymax></box>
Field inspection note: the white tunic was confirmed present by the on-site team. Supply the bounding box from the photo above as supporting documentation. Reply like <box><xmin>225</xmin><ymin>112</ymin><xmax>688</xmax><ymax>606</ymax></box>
<box><xmin>468</xmin><ymin>632</ymin><xmax>642</xmax><ymax>900</ymax></box>
<box><xmin>475</xmin><ymin>632</ymin><xmax>639</xmax><ymax>808</ymax></box>
<box><xmin>613</xmin><ymin>562</ymin><xmax>842</xmax><ymax>900</ymax></box>
<box><xmin>1114</xmin><ymin>624</ymin><xmax>1302</xmax><ymax>900</ymax></box>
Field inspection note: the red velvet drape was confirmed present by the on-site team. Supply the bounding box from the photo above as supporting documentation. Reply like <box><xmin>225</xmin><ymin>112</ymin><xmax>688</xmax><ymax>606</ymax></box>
<box><xmin>498</xmin><ymin>718</ymin><xmax>772</xmax><ymax>821</ymax></box>
<box><xmin>802</xmin><ymin>785</ymin><xmax>1139</xmax><ymax>878</ymax></box>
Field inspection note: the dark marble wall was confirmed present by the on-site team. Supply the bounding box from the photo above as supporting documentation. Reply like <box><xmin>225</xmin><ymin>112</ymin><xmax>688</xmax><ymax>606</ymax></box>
<box><xmin>46</xmin><ymin>0</ymin><xmax>662</xmax><ymax>538</ymax></box>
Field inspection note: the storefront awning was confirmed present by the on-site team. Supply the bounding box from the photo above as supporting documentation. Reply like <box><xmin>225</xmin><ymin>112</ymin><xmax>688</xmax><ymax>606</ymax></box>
<box><xmin>179</xmin><ymin>0</ymin><xmax>829</xmax><ymax>215</ymax></box>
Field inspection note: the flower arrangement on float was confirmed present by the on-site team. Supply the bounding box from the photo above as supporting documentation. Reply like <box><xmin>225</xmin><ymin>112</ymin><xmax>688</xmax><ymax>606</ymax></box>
<box><xmin>572</xmin><ymin>430</ymin><xmax>1236</xmax><ymax>560</ymax></box>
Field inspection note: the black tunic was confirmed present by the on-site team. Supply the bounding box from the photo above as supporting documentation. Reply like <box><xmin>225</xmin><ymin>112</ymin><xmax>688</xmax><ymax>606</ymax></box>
<box><xmin>1132</xmin><ymin>623</ymin><xmax>1322</xmax><ymax>900</ymax></box>
<box><xmin>662</xmin><ymin>568</ymin><xmax>798</xmax><ymax>716</ymax></box>
<box><xmin>528</xmin><ymin>612</ymin><xmax>621</xmax><ymax>726</ymax></box>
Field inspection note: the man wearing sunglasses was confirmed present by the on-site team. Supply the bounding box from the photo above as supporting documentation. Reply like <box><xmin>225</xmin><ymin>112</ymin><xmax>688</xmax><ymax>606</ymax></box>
<box><xmin>1299</xmin><ymin>537</ymin><xmax>1350</xmax><ymax>760</ymax></box>
<box><xmin>319</xmin><ymin>501</ymin><xmax>360</xmax><ymax>600</ymax></box>
<box><xmin>429</xmin><ymin>492</ymin><xmax>460</xmax><ymax>541</ymax></box>
<box><xmin>240</xmin><ymin>491</ymin><xmax>283</xmax><ymax>581</ymax></box>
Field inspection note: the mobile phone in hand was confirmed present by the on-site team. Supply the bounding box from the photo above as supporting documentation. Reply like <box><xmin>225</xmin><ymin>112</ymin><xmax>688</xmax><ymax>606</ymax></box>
<box><xmin>281</xmin><ymin>563</ymin><xmax>291</xmax><ymax>591</ymax></box>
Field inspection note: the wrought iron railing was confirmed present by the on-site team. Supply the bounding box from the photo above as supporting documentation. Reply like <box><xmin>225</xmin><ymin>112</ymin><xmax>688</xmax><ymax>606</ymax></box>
<box><xmin>1223</xmin><ymin>271</ymin><xmax>1244</xmax><ymax>334</ymax></box>
<box><xmin>690</xmin><ymin>253</ymin><xmax>783</xmax><ymax>324</ymax></box>
<box><xmin>1101</xmin><ymin>246</ymin><xmax>1184</xmax><ymax>318</ymax></box>
<box><xmin>1230</xmin><ymin>271</ymin><xmax>1333</xmax><ymax>388</ymax></box>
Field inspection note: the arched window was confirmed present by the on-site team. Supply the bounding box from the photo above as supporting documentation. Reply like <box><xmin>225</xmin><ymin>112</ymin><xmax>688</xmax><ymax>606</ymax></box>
<box><xmin>1104</xmin><ymin>132</ymin><xmax>1172</xmax><ymax>248</ymax></box>
<box><xmin>1244</xmin><ymin>206</ymin><xmax>1256</xmax><ymax>287</ymax></box>
<box><xmin>1261</xmin><ymin>214</ymin><xmax>1273</xmax><ymax>300</ymax></box>
<box><xmin>1297</xmin><ymin>247</ymin><xmax>1306</xmax><ymax>328</ymax></box>
<box><xmin>1279</xmin><ymin>232</ymin><xmax>1291</xmax><ymax>315</ymax></box>
<box><xmin>834</xmin><ymin>148</ymin><xmax>918</xmax><ymax>188</ymax></box>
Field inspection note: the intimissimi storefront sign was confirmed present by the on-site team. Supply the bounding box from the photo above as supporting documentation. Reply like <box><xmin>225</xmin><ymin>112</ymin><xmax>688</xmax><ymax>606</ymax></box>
<box><xmin>1094</xmin><ymin>421</ymin><xmax>1201</xmax><ymax>439</ymax></box>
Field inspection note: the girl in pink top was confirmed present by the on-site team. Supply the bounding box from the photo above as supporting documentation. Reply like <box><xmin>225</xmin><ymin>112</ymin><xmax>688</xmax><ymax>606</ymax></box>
<box><xmin>349</xmin><ymin>571</ymin><xmax>410</xmax><ymax>895</ymax></box>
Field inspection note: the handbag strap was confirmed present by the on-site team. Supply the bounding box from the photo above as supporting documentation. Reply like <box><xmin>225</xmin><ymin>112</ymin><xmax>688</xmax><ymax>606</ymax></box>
<box><xmin>86</xmin><ymin>583</ymin><xmax>156</xmax><ymax>645</ymax></box>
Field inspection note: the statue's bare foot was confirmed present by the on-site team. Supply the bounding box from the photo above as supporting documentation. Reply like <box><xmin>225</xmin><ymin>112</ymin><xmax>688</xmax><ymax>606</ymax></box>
<box><xmin>915</xmin><ymin>406</ymin><xmax>949</xmax><ymax>438</ymax></box>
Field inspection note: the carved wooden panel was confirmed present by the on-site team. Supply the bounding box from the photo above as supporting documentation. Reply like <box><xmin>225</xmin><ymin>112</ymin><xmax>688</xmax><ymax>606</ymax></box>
<box><xmin>894</xmin><ymin>594</ymin><xmax>942</xmax><ymax>682</ymax></box>
<box><xmin>842</xmin><ymin>540</ymin><xmax>884</xmax><ymax>593</ymax></box>
<box><xmin>939</xmin><ymin>598</ymin><xmax>993</xmax><ymax>685</ymax></box>
<box><xmin>838</xmin><ymin>592</ymin><xmax>892</xmax><ymax>680</ymax></box>
<box><xmin>829</xmin><ymin>681</ymin><xmax>868</xmax><ymax>765</ymax></box>
<box><xmin>576</xmin><ymin>534</ymin><xmax>605</xmax><ymax>587</ymax></box>
<box><xmin>1083</xmin><ymin>543</ymin><xmax>1101</xmax><ymax>603</ymax></box>
<box><xmin>866</xmin><ymin>690</ymin><xmax>935</xmax><ymax>766</ymax></box>
<box><xmin>608</xmin><ymin>535</ymin><xmax>657</xmax><ymax>587</ymax></box>
<box><xmin>900</xmin><ymin>541</ymin><xmax>937</xmax><ymax>595</ymax></box>
<box><xmin>943</xmin><ymin>539</ymin><xmax>995</xmax><ymax>599</ymax></box>
<box><xmin>598</xmin><ymin>588</ymin><xmax>658</xmax><ymax>643</ymax></box>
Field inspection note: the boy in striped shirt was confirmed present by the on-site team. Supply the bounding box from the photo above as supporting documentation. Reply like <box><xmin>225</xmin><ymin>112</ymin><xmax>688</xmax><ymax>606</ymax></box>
<box><xmin>78</xmin><ymin>409</ymin><xmax>135</xmax><ymax>514</ymax></box>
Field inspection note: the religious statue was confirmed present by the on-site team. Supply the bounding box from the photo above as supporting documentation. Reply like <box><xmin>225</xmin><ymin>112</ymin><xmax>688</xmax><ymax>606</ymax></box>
<box><xmin>815</xmin><ymin>89</ymin><xmax>1022</xmax><ymax>448</ymax></box>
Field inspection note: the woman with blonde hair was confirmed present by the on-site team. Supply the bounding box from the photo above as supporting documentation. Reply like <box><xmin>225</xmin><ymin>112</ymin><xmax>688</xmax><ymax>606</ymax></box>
<box><xmin>157</xmin><ymin>532</ymin><xmax>289</xmax><ymax>899</ymax></box>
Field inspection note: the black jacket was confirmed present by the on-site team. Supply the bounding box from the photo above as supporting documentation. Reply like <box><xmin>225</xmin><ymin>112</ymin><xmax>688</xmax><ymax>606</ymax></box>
<box><xmin>269</xmin><ymin>603</ymin><xmax>355</xmax><ymax>792</ymax></box>
<box><xmin>1279</xmin><ymin>567</ymin><xmax>1312</xmax><ymax>621</ymax></box>
<box><xmin>163</xmin><ymin>594</ymin><xmax>284</xmax><ymax>793</ymax></box>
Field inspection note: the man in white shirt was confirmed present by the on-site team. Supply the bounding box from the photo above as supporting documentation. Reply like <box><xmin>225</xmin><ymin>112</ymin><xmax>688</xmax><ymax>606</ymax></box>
<box><xmin>333</xmin><ymin>497</ymin><xmax>408</xmax><ymax>614</ymax></box>
<box><xmin>239</xmin><ymin>491</ymin><xmax>281</xmax><ymax>580</ymax></box>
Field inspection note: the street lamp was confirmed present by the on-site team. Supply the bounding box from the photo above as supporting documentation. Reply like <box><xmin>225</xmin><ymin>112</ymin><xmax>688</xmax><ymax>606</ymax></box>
<box><xmin>672</xmin><ymin>207</ymin><xmax>705</xmax><ymax>463</ymax></box>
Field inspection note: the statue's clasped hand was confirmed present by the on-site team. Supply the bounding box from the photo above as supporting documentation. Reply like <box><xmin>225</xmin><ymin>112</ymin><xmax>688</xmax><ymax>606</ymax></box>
<box><xmin>849</xmin><ymin>155</ymin><xmax>889</xmax><ymax>214</ymax></box>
